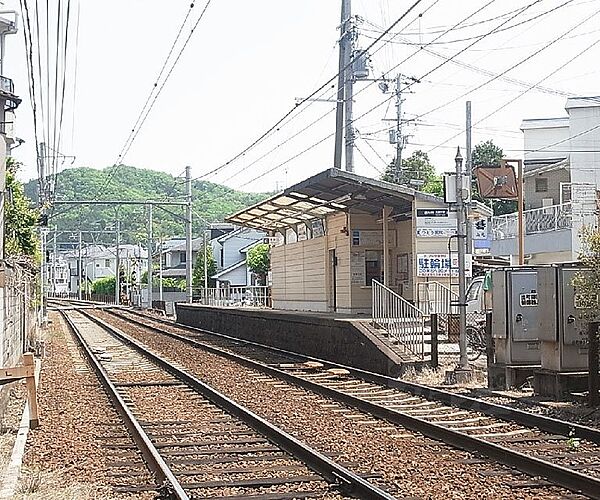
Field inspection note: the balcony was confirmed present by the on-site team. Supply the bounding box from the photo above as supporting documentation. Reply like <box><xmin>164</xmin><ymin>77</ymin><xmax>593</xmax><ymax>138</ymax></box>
<box><xmin>0</xmin><ymin>76</ymin><xmax>20</xmax><ymax>111</ymax></box>
<box><xmin>490</xmin><ymin>203</ymin><xmax>575</xmax><ymax>259</ymax></box>
<box><xmin>491</xmin><ymin>203</ymin><xmax>572</xmax><ymax>240</ymax></box>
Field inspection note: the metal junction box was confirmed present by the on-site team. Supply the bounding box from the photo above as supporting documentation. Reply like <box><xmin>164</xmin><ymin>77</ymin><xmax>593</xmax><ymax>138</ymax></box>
<box><xmin>492</xmin><ymin>266</ymin><xmax>556</xmax><ymax>365</ymax></box>
<box><xmin>538</xmin><ymin>262</ymin><xmax>590</xmax><ymax>372</ymax></box>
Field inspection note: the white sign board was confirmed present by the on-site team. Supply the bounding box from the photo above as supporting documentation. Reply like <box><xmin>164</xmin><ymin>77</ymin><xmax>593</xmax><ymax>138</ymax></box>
<box><xmin>416</xmin><ymin>208</ymin><xmax>458</xmax><ymax>238</ymax></box>
<box><xmin>417</xmin><ymin>253</ymin><xmax>472</xmax><ymax>278</ymax></box>
<box><xmin>351</xmin><ymin>250</ymin><xmax>366</xmax><ymax>285</ymax></box>
<box><xmin>352</xmin><ymin>230</ymin><xmax>396</xmax><ymax>247</ymax></box>
<box><xmin>472</xmin><ymin>218</ymin><xmax>488</xmax><ymax>240</ymax></box>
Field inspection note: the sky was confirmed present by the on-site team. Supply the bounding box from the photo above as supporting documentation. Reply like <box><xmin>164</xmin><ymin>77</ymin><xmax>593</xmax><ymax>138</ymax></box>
<box><xmin>6</xmin><ymin>0</ymin><xmax>600</xmax><ymax>194</ymax></box>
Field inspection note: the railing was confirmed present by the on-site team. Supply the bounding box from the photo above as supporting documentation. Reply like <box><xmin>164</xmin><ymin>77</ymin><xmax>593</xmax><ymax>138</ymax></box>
<box><xmin>196</xmin><ymin>286</ymin><xmax>271</xmax><ymax>308</ymax></box>
<box><xmin>491</xmin><ymin>202</ymin><xmax>572</xmax><ymax>240</ymax></box>
<box><xmin>417</xmin><ymin>281</ymin><xmax>458</xmax><ymax>315</ymax></box>
<box><xmin>372</xmin><ymin>279</ymin><xmax>426</xmax><ymax>360</ymax></box>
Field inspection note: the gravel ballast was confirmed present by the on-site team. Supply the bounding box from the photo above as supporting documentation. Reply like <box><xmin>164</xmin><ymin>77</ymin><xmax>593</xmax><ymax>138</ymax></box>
<box><xmin>95</xmin><ymin>310</ymin><xmax>576</xmax><ymax>499</ymax></box>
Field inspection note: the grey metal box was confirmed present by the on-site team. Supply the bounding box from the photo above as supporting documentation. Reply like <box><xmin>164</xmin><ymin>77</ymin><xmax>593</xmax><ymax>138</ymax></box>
<box><xmin>492</xmin><ymin>267</ymin><xmax>555</xmax><ymax>365</ymax></box>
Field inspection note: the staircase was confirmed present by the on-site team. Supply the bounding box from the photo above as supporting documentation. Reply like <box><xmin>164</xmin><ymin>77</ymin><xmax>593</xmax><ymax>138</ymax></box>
<box><xmin>371</xmin><ymin>280</ymin><xmax>428</xmax><ymax>361</ymax></box>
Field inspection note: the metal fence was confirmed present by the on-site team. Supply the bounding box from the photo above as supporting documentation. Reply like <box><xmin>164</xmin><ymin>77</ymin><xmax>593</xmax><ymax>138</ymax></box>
<box><xmin>491</xmin><ymin>202</ymin><xmax>572</xmax><ymax>240</ymax></box>
<box><xmin>372</xmin><ymin>279</ymin><xmax>426</xmax><ymax>360</ymax></box>
<box><xmin>2</xmin><ymin>260</ymin><xmax>38</xmax><ymax>367</ymax></box>
<box><xmin>416</xmin><ymin>281</ymin><xmax>458</xmax><ymax>315</ymax></box>
<box><xmin>195</xmin><ymin>286</ymin><xmax>271</xmax><ymax>308</ymax></box>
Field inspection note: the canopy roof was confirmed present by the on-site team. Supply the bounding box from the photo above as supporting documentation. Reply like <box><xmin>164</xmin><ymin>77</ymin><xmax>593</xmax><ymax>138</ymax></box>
<box><xmin>226</xmin><ymin>168</ymin><xmax>444</xmax><ymax>232</ymax></box>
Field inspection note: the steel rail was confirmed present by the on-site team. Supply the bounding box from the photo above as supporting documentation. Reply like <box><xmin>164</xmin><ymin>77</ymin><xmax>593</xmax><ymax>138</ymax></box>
<box><xmin>77</xmin><ymin>308</ymin><xmax>396</xmax><ymax>500</ymax></box>
<box><xmin>104</xmin><ymin>307</ymin><xmax>600</xmax><ymax>499</ymax></box>
<box><xmin>113</xmin><ymin>307</ymin><xmax>600</xmax><ymax>444</ymax></box>
<box><xmin>60</xmin><ymin>310</ymin><xmax>190</xmax><ymax>500</ymax></box>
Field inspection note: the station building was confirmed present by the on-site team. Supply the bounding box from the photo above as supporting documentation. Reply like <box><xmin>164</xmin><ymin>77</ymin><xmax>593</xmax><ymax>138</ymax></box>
<box><xmin>226</xmin><ymin>168</ymin><xmax>491</xmax><ymax>314</ymax></box>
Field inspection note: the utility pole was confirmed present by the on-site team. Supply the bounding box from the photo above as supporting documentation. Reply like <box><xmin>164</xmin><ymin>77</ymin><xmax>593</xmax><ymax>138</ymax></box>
<box><xmin>78</xmin><ymin>230</ymin><xmax>82</xmax><ymax>301</ymax></box>
<box><xmin>203</xmin><ymin>230</ymin><xmax>208</xmax><ymax>297</ymax></box>
<box><xmin>394</xmin><ymin>74</ymin><xmax>403</xmax><ymax>183</ymax></box>
<box><xmin>158</xmin><ymin>235</ymin><xmax>163</xmax><ymax>302</ymax></box>
<box><xmin>115</xmin><ymin>220</ymin><xmax>120</xmax><ymax>305</ymax></box>
<box><xmin>454</xmin><ymin>147</ymin><xmax>472</xmax><ymax>380</ymax></box>
<box><xmin>185</xmin><ymin>166</ymin><xmax>193</xmax><ymax>303</ymax></box>
<box><xmin>52</xmin><ymin>225</ymin><xmax>57</xmax><ymax>295</ymax></box>
<box><xmin>465</xmin><ymin>101</ymin><xmax>473</xmax><ymax>258</ymax></box>
<box><xmin>40</xmin><ymin>230</ymin><xmax>46</xmax><ymax>322</ymax></box>
<box><xmin>334</xmin><ymin>0</ymin><xmax>350</xmax><ymax>170</ymax></box>
<box><xmin>146</xmin><ymin>204</ymin><xmax>153</xmax><ymax>309</ymax></box>
<box><xmin>343</xmin><ymin>3</ymin><xmax>355</xmax><ymax>173</ymax></box>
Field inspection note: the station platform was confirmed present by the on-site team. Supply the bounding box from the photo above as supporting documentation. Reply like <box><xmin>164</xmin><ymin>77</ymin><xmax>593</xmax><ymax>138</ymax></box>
<box><xmin>175</xmin><ymin>304</ymin><xmax>425</xmax><ymax>377</ymax></box>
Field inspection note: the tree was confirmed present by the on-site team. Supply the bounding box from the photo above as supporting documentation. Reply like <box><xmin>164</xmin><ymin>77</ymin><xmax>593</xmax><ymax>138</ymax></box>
<box><xmin>247</xmin><ymin>243</ymin><xmax>270</xmax><ymax>285</ymax></box>
<box><xmin>471</xmin><ymin>140</ymin><xmax>516</xmax><ymax>216</ymax></box>
<box><xmin>472</xmin><ymin>140</ymin><xmax>503</xmax><ymax>168</ymax></box>
<box><xmin>382</xmin><ymin>150</ymin><xmax>443</xmax><ymax>195</ymax></box>
<box><xmin>192</xmin><ymin>244</ymin><xmax>217</xmax><ymax>288</ymax></box>
<box><xmin>92</xmin><ymin>276</ymin><xmax>115</xmax><ymax>295</ymax></box>
<box><xmin>5</xmin><ymin>158</ymin><xmax>40</xmax><ymax>257</ymax></box>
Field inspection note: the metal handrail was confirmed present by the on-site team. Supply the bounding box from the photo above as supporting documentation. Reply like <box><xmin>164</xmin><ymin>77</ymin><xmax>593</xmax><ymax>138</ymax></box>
<box><xmin>491</xmin><ymin>202</ymin><xmax>572</xmax><ymax>241</ymax></box>
<box><xmin>417</xmin><ymin>281</ymin><xmax>458</xmax><ymax>315</ymax></box>
<box><xmin>197</xmin><ymin>285</ymin><xmax>271</xmax><ymax>308</ymax></box>
<box><xmin>372</xmin><ymin>279</ymin><xmax>426</xmax><ymax>360</ymax></box>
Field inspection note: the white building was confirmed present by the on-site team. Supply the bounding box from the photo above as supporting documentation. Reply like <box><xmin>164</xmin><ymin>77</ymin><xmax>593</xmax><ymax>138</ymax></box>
<box><xmin>491</xmin><ymin>96</ymin><xmax>600</xmax><ymax>264</ymax></box>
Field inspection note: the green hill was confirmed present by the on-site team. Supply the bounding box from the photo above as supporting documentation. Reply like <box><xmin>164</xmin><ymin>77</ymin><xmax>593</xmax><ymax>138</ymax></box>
<box><xmin>24</xmin><ymin>166</ymin><xmax>269</xmax><ymax>243</ymax></box>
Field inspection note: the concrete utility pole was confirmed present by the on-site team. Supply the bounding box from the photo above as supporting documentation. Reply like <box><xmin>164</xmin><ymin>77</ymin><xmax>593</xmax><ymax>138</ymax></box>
<box><xmin>115</xmin><ymin>220</ymin><xmax>120</xmax><ymax>305</ymax></box>
<box><xmin>454</xmin><ymin>147</ymin><xmax>471</xmax><ymax>379</ymax></box>
<box><xmin>146</xmin><ymin>204</ymin><xmax>153</xmax><ymax>309</ymax></box>
<box><xmin>394</xmin><ymin>74</ymin><xmax>403</xmax><ymax>183</ymax></box>
<box><xmin>40</xmin><ymin>230</ymin><xmax>46</xmax><ymax>321</ymax></box>
<box><xmin>158</xmin><ymin>235</ymin><xmax>163</xmax><ymax>302</ymax></box>
<box><xmin>465</xmin><ymin>101</ymin><xmax>473</xmax><ymax>258</ymax></box>
<box><xmin>334</xmin><ymin>0</ymin><xmax>350</xmax><ymax>170</ymax></box>
<box><xmin>343</xmin><ymin>3</ymin><xmax>355</xmax><ymax>173</ymax></box>
<box><xmin>52</xmin><ymin>226</ymin><xmax>57</xmax><ymax>294</ymax></box>
<box><xmin>203</xmin><ymin>230</ymin><xmax>208</xmax><ymax>297</ymax></box>
<box><xmin>185</xmin><ymin>166</ymin><xmax>193</xmax><ymax>303</ymax></box>
<box><xmin>78</xmin><ymin>230</ymin><xmax>82</xmax><ymax>300</ymax></box>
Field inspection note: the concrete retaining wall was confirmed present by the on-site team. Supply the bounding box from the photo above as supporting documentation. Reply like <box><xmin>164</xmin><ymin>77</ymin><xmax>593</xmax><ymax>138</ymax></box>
<box><xmin>175</xmin><ymin>304</ymin><xmax>406</xmax><ymax>376</ymax></box>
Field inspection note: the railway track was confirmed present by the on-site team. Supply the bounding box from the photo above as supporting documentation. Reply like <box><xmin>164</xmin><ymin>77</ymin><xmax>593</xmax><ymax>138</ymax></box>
<box><xmin>60</xmin><ymin>308</ymin><xmax>396</xmax><ymax>500</ymax></box>
<box><xmin>86</xmin><ymin>305</ymin><xmax>600</xmax><ymax>499</ymax></box>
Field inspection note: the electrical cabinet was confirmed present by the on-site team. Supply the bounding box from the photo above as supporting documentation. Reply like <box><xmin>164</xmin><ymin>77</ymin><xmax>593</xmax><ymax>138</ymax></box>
<box><xmin>492</xmin><ymin>266</ymin><xmax>556</xmax><ymax>365</ymax></box>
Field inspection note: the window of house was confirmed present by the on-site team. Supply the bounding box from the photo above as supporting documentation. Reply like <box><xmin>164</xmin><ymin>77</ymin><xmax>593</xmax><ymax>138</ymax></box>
<box><xmin>180</xmin><ymin>252</ymin><xmax>186</xmax><ymax>263</ymax></box>
<box><xmin>365</xmin><ymin>250</ymin><xmax>383</xmax><ymax>285</ymax></box>
<box><xmin>220</xmin><ymin>248</ymin><xmax>224</xmax><ymax>267</ymax></box>
<box><xmin>535</xmin><ymin>177</ymin><xmax>548</xmax><ymax>193</ymax></box>
<box><xmin>105</xmin><ymin>259</ymin><xmax>110</xmax><ymax>267</ymax></box>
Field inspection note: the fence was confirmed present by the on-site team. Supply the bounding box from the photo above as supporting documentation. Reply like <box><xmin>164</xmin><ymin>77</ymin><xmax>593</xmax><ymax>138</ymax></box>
<box><xmin>371</xmin><ymin>279</ymin><xmax>426</xmax><ymax>360</ymax></box>
<box><xmin>2</xmin><ymin>260</ymin><xmax>38</xmax><ymax>368</ymax></box>
<box><xmin>416</xmin><ymin>281</ymin><xmax>458</xmax><ymax>315</ymax></box>
<box><xmin>195</xmin><ymin>286</ymin><xmax>271</xmax><ymax>308</ymax></box>
<box><xmin>491</xmin><ymin>202</ymin><xmax>572</xmax><ymax>240</ymax></box>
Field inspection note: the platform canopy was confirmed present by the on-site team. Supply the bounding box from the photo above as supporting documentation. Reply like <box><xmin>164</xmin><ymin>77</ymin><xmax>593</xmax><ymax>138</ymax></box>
<box><xmin>226</xmin><ymin>168</ymin><xmax>435</xmax><ymax>231</ymax></box>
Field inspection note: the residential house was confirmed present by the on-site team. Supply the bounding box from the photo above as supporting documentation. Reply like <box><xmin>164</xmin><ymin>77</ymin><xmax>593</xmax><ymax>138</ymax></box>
<box><xmin>211</xmin><ymin>227</ymin><xmax>266</xmax><ymax>286</ymax></box>
<box><xmin>491</xmin><ymin>96</ymin><xmax>600</xmax><ymax>264</ymax></box>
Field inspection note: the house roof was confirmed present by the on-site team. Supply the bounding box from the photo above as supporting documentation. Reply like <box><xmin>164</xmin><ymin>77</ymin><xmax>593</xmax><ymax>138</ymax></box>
<box><xmin>520</xmin><ymin>117</ymin><xmax>569</xmax><ymax>130</ymax></box>
<box><xmin>212</xmin><ymin>260</ymin><xmax>246</xmax><ymax>280</ymax></box>
<box><xmin>524</xmin><ymin>158</ymin><xmax>569</xmax><ymax>178</ymax></box>
<box><xmin>216</xmin><ymin>227</ymin><xmax>245</xmax><ymax>243</ymax></box>
<box><xmin>226</xmin><ymin>168</ymin><xmax>491</xmax><ymax>231</ymax></box>
<box><xmin>161</xmin><ymin>267</ymin><xmax>187</xmax><ymax>277</ymax></box>
<box><xmin>239</xmin><ymin>240</ymin><xmax>261</xmax><ymax>253</ymax></box>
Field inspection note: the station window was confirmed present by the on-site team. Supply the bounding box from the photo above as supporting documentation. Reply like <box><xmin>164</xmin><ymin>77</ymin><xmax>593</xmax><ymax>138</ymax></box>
<box><xmin>535</xmin><ymin>177</ymin><xmax>548</xmax><ymax>193</ymax></box>
<box><xmin>365</xmin><ymin>250</ymin><xmax>383</xmax><ymax>285</ymax></box>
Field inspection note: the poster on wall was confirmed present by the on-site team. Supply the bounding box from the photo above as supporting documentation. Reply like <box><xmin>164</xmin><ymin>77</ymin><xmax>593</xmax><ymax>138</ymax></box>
<box><xmin>351</xmin><ymin>230</ymin><xmax>396</xmax><ymax>247</ymax></box>
<box><xmin>416</xmin><ymin>208</ymin><xmax>458</xmax><ymax>238</ymax></box>
<box><xmin>397</xmin><ymin>253</ymin><xmax>409</xmax><ymax>282</ymax></box>
<box><xmin>311</xmin><ymin>219</ymin><xmax>325</xmax><ymax>237</ymax></box>
<box><xmin>416</xmin><ymin>253</ymin><xmax>472</xmax><ymax>277</ymax></box>
<box><xmin>297</xmin><ymin>223</ymin><xmax>308</xmax><ymax>241</ymax></box>
<box><xmin>351</xmin><ymin>250</ymin><xmax>366</xmax><ymax>285</ymax></box>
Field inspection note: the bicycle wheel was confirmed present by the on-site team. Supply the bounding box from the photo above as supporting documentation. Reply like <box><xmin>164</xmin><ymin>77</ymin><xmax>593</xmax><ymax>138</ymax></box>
<box><xmin>466</xmin><ymin>325</ymin><xmax>485</xmax><ymax>361</ymax></box>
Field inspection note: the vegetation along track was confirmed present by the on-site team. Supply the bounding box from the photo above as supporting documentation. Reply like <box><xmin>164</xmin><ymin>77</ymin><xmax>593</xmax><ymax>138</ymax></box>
<box><xmin>60</xmin><ymin>308</ymin><xmax>397</xmax><ymax>500</ymax></box>
<box><xmin>93</xmin><ymin>305</ymin><xmax>600</xmax><ymax>499</ymax></box>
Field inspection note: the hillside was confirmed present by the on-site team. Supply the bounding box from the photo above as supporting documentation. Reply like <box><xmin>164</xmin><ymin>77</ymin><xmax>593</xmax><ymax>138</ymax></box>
<box><xmin>24</xmin><ymin>166</ymin><xmax>269</xmax><ymax>242</ymax></box>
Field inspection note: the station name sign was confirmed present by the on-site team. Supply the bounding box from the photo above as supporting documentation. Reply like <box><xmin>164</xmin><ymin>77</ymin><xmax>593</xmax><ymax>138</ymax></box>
<box><xmin>416</xmin><ymin>208</ymin><xmax>458</xmax><ymax>238</ymax></box>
